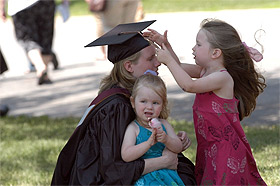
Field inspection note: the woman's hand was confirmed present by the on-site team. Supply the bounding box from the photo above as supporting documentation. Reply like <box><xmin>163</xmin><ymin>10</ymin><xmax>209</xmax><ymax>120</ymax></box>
<box><xmin>177</xmin><ymin>131</ymin><xmax>191</xmax><ymax>151</ymax></box>
<box><xmin>142</xmin><ymin>147</ymin><xmax>178</xmax><ymax>174</ymax></box>
<box><xmin>162</xmin><ymin>148</ymin><xmax>178</xmax><ymax>170</ymax></box>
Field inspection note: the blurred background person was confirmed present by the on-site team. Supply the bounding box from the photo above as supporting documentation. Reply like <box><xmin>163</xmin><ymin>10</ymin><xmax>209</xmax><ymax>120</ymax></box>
<box><xmin>85</xmin><ymin>0</ymin><xmax>141</xmax><ymax>60</ymax></box>
<box><xmin>0</xmin><ymin>0</ymin><xmax>60</xmax><ymax>85</ymax></box>
<box><xmin>0</xmin><ymin>48</ymin><xmax>9</xmax><ymax>116</ymax></box>
<box><xmin>134</xmin><ymin>0</ymin><xmax>144</xmax><ymax>22</ymax></box>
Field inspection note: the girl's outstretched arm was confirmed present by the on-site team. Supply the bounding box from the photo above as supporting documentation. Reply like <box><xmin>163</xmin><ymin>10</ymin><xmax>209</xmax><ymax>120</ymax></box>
<box><xmin>157</xmin><ymin>43</ymin><xmax>231</xmax><ymax>94</ymax></box>
<box><xmin>121</xmin><ymin>122</ymin><xmax>156</xmax><ymax>162</ymax></box>
<box><xmin>144</xmin><ymin>29</ymin><xmax>202</xmax><ymax>78</ymax></box>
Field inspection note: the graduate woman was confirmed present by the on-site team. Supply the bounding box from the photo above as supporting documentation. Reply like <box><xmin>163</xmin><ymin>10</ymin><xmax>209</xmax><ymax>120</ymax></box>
<box><xmin>51</xmin><ymin>20</ymin><xmax>196</xmax><ymax>185</ymax></box>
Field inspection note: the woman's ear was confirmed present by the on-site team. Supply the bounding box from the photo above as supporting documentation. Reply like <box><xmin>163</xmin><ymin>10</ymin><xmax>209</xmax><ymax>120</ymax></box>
<box><xmin>124</xmin><ymin>60</ymin><xmax>133</xmax><ymax>73</ymax></box>
<box><xmin>212</xmin><ymin>48</ymin><xmax>222</xmax><ymax>59</ymax></box>
<box><xmin>130</xmin><ymin>96</ymin><xmax>135</xmax><ymax>108</ymax></box>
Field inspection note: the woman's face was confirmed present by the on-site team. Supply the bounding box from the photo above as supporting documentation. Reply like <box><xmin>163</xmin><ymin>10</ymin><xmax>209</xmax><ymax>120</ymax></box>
<box><xmin>130</xmin><ymin>45</ymin><xmax>161</xmax><ymax>78</ymax></box>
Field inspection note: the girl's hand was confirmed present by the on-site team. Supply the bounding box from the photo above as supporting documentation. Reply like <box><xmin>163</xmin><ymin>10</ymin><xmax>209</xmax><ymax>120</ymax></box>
<box><xmin>177</xmin><ymin>131</ymin><xmax>191</xmax><ymax>151</ymax></box>
<box><xmin>143</xmin><ymin>29</ymin><xmax>169</xmax><ymax>47</ymax></box>
<box><xmin>156</xmin><ymin>129</ymin><xmax>168</xmax><ymax>144</ymax></box>
<box><xmin>156</xmin><ymin>43</ymin><xmax>174</xmax><ymax>65</ymax></box>
<box><xmin>147</xmin><ymin>129</ymin><xmax>157</xmax><ymax>146</ymax></box>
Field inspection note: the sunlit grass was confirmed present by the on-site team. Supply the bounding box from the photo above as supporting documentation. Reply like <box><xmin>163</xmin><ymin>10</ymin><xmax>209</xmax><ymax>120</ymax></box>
<box><xmin>0</xmin><ymin>116</ymin><xmax>79</xmax><ymax>185</ymax></box>
<box><xmin>1</xmin><ymin>116</ymin><xmax>279</xmax><ymax>185</ymax></box>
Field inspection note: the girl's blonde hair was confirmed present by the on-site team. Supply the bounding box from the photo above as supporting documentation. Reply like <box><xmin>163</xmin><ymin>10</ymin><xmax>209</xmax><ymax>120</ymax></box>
<box><xmin>201</xmin><ymin>19</ymin><xmax>266</xmax><ymax>120</ymax></box>
<box><xmin>131</xmin><ymin>74</ymin><xmax>169</xmax><ymax>119</ymax></box>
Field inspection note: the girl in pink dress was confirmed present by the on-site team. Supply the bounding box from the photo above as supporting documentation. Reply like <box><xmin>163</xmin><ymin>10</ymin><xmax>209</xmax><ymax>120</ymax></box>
<box><xmin>144</xmin><ymin>19</ymin><xmax>267</xmax><ymax>185</ymax></box>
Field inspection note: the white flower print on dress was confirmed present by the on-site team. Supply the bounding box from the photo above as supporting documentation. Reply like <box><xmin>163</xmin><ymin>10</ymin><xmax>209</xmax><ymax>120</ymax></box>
<box><xmin>212</xmin><ymin>101</ymin><xmax>223</xmax><ymax>116</ymax></box>
<box><xmin>208</xmin><ymin>144</ymin><xmax>217</xmax><ymax>171</ymax></box>
<box><xmin>242</xmin><ymin>136</ymin><xmax>249</xmax><ymax>143</ymax></box>
<box><xmin>227</xmin><ymin>156</ymin><xmax>247</xmax><ymax>174</ymax></box>
<box><xmin>196</xmin><ymin>111</ymin><xmax>206</xmax><ymax>139</ymax></box>
<box><xmin>233</xmin><ymin>114</ymin><xmax>238</xmax><ymax>122</ymax></box>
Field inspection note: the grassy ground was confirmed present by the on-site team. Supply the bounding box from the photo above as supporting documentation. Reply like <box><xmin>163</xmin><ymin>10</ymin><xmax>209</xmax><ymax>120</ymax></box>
<box><xmin>58</xmin><ymin>0</ymin><xmax>280</xmax><ymax>16</ymax></box>
<box><xmin>0</xmin><ymin>116</ymin><xmax>279</xmax><ymax>185</ymax></box>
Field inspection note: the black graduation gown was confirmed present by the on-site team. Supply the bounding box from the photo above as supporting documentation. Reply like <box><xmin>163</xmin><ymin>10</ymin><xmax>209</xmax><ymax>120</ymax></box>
<box><xmin>51</xmin><ymin>87</ymin><xmax>196</xmax><ymax>185</ymax></box>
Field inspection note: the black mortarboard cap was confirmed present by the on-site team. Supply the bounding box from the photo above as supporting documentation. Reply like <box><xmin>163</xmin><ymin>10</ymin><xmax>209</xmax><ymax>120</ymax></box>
<box><xmin>85</xmin><ymin>20</ymin><xmax>156</xmax><ymax>63</ymax></box>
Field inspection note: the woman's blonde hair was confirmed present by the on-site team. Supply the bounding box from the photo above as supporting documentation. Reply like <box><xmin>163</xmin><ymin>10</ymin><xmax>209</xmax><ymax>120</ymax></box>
<box><xmin>131</xmin><ymin>74</ymin><xmax>169</xmax><ymax>119</ymax></box>
<box><xmin>99</xmin><ymin>40</ymin><xmax>155</xmax><ymax>94</ymax></box>
<box><xmin>99</xmin><ymin>51</ymin><xmax>141</xmax><ymax>94</ymax></box>
<box><xmin>200</xmin><ymin>19</ymin><xmax>266</xmax><ymax>120</ymax></box>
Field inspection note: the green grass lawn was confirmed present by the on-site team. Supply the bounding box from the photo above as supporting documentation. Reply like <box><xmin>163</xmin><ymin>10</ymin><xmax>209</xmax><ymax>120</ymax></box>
<box><xmin>0</xmin><ymin>116</ymin><xmax>279</xmax><ymax>185</ymax></box>
<box><xmin>58</xmin><ymin>0</ymin><xmax>280</xmax><ymax>16</ymax></box>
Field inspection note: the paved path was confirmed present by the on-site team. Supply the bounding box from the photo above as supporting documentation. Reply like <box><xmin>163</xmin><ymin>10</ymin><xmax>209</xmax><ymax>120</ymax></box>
<box><xmin>0</xmin><ymin>9</ymin><xmax>279</xmax><ymax>126</ymax></box>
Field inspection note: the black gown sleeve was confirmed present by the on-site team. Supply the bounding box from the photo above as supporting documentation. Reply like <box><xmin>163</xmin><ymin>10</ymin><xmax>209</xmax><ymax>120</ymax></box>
<box><xmin>177</xmin><ymin>153</ymin><xmax>197</xmax><ymax>185</ymax></box>
<box><xmin>68</xmin><ymin>94</ymin><xmax>144</xmax><ymax>185</ymax></box>
<box><xmin>96</xmin><ymin>95</ymin><xmax>145</xmax><ymax>185</ymax></box>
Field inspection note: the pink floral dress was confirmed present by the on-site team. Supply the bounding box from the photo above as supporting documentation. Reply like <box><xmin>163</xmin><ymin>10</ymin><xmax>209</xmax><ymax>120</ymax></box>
<box><xmin>192</xmin><ymin>91</ymin><xmax>267</xmax><ymax>185</ymax></box>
